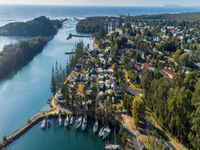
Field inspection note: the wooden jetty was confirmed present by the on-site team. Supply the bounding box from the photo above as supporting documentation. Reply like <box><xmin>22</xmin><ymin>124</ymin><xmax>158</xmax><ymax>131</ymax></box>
<box><xmin>67</xmin><ymin>33</ymin><xmax>92</xmax><ymax>40</ymax></box>
<box><xmin>0</xmin><ymin>111</ymin><xmax>73</xmax><ymax>149</ymax></box>
<box><xmin>65</xmin><ymin>51</ymin><xmax>76</xmax><ymax>55</ymax></box>
<box><xmin>0</xmin><ymin>92</ymin><xmax>73</xmax><ymax>150</ymax></box>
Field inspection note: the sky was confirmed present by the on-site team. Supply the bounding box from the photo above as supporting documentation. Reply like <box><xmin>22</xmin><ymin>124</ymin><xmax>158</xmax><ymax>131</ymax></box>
<box><xmin>0</xmin><ymin>0</ymin><xmax>200</xmax><ymax>7</ymax></box>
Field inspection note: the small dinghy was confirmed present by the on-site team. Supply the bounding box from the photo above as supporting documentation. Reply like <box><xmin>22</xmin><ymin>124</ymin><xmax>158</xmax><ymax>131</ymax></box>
<box><xmin>75</xmin><ymin>116</ymin><xmax>82</xmax><ymax>129</ymax></box>
<box><xmin>105</xmin><ymin>144</ymin><xmax>120</xmax><ymax>150</ymax></box>
<box><xmin>102</xmin><ymin>127</ymin><xmax>111</xmax><ymax>140</ymax></box>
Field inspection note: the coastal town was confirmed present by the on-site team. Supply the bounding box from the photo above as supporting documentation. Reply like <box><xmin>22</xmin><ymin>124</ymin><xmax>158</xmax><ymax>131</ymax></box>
<box><xmin>52</xmin><ymin>14</ymin><xmax>200</xmax><ymax>150</ymax></box>
<box><xmin>0</xmin><ymin>12</ymin><xmax>200</xmax><ymax>150</ymax></box>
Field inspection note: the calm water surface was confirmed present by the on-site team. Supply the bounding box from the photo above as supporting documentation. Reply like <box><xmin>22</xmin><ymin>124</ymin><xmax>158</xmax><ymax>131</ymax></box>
<box><xmin>5</xmin><ymin>119</ymin><xmax>119</xmax><ymax>150</ymax></box>
<box><xmin>0</xmin><ymin>5</ymin><xmax>200</xmax><ymax>149</ymax></box>
<box><xmin>0</xmin><ymin>19</ymin><xmax>93</xmax><ymax>136</ymax></box>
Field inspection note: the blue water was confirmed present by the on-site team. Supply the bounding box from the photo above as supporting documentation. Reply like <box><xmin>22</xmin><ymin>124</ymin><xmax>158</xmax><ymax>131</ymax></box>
<box><xmin>0</xmin><ymin>5</ymin><xmax>200</xmax><ymax>25</ymax></box>
<box><xmin>0</xmin><ymin>19</ymin><xmax>93</xmax><ymax>136</ymax></box>
<box><xmin>0</xmin><ymin>5</ymin><xmax>199</xmax><ymax>149</ymax></box>
<box><xmin>5</xmin><ymin>119</ymin><xmax>119</xmax><ymax>150</ymax></box>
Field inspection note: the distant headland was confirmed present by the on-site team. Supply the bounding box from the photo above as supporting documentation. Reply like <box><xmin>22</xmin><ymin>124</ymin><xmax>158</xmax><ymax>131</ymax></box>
<box><xmin>0</xmin><ymin>16</ymin><xmax>66</xmax><ymax>36</ymax></box>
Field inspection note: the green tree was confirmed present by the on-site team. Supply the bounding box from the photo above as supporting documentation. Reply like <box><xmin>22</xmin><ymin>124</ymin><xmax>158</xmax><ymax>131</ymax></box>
<box><xmin>50</xmin><ymin>66</ymin><xmax>57</xmax><ymax>95</ymax></box>
<box><xmin>147</xmin><ymin>78</ymin><xmax>172</xmax><ymax>125</ymax></box>
<box><xmin>179</xmin><ymin>53</ymin><xmax>194</xmax><ymax>68</ymax></box>
<box><xmin>2</xmin><ymin>135</ymin><xmax>7</xmax><ymax>142</ymax></box>
<box><xmin>123</xmin><ymin>93</ymin><xmax>132</xmax><ymax>115</ymax></box>
<box><xmin>184</xmin><ymin>71</ymin><xmax>200</xmax><ymax>92</ymax></box>
<box><xmin>189</xmin><ymin>80</ymin><xmax>200</xmax><ymax>150</ymax></box>
<box><xmin>189</xmin><ymin>105</ymin><xmax>200</xmax><ymax>150</ymax></box>
<box><xmin>132</xmin><ymin>95</ymin><xmax>145</xmax><ymax>127</ymax></box>
<box><xmin>173</xmin><ymin>72</ymin><xmax>185</xmax><ymax>88</ymax></box>
<box><xmin>167</xmin><ymin>87</ymin><xmax>192</xmax><ymax>143</ymax></box>
<box><xmin>191</xmin><ymin>79</ymin><xmax>200</xmax><ymax>105</ymax></box>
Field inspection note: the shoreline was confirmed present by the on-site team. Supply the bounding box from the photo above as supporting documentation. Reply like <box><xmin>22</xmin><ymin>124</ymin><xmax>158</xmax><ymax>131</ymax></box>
<box><xmin>0</xmin><ymin>67</ymin><xmax>73</xmax><ymax>149</ymax></box>
<box><xmin>0</xmin><ymin>40</ymin><xmax>138</xmax><ymax>150</ymax></box>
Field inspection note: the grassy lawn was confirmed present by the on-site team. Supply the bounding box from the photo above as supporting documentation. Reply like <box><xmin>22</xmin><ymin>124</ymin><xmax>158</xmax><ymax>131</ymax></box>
<box><xmin>138</xmin><ymin>134</ymin><xmax>152</xmax><ymax>149</ymax></box>
<box><xmin>112</xmin><ymin>101</ymin><xmax>125</xmax><ymax>113</ymax></box>
<box><xmin>124</xmin><ymin>69</ymin><xmax>142</xmax><ymax>91</ymax></box>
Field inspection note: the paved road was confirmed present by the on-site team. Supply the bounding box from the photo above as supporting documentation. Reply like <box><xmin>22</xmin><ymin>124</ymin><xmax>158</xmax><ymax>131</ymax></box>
<box><xmin>126</xmin><ymin>86</ymin><xmax>142</xmax><ymax>95</ymax></box>
<box><xmin>144</xmin><ymin>117</ymin><xmax>177</xmax><ymax>150</ymax></box>
<box><xmin>122</xmin><ymin>123</ymin><xmax>141</xmax><ymax>150</ymax></box>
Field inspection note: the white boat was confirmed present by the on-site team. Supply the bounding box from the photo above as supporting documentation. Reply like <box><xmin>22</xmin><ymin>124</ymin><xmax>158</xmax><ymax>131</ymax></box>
<box><xmin>103</xmin><ymin>127</ymin><xmax>111</xmax><ymax>140</ymax></box>
<box><xmin>105</xmin><ymin>144</ymin><xmax>120</xmax><ymax>150</ymax></box>
<box><xmin>58</xmin><ymin>115</ymin><xmax>62</xmax><ymax>126</ymax></box>
<box><xmin>93</xmin><ymin>121</ymin><xmax>98</xmax><ymax>133</ymax></box>
<box><xmin>98</xmin><ymin>127</ymin><xmax>105</xmax><ymax>137</ymax></box>
<box><xmin>81</xmin><ymin>115</ymin><xmax>87</xmax><ymax>131</ymax></box>
<box><xmin>40</xmin><ymin>119</ymin><xmax>46</xmax><ymax>129</ymax></box>
<box><xmin>64</xmin><ymin>115</ymin><xmax>69</xmax><ymax>127</ymax></box>
<box><xmin>70</xmin><ymin>115</ymin><xmax>74</xmax><ymax>125</ymax></box>
<box><xmin>47</xmin><ymin>119</ymin><xmax>50</xmax><ymax>128</ymax></box>
<box><xmin>75</xmin><ymin>116</ymin><xmax>82</xmax><ymax>129</ymax></box>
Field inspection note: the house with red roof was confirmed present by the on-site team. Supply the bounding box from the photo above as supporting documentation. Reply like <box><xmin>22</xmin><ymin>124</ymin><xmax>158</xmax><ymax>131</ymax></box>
<box><xmin>142</xmin><ymin>63</ymin><xmax>150</xmax><ymax>69</ymax></box>
<box><xmin>134</xmin><ymin>64</ymin><xmax>141</xmax><ymax>72</ymax></box>
<box><xmin>162</xmin><ymin>69</ymin><xmax>176</xmax><ymax>79</ymax></box>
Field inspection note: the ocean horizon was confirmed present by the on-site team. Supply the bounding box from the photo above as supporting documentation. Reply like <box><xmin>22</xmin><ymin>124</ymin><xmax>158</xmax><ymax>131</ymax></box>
<box><xmin>0</xmin><ymin>5</ymin><xmax>200</xmax><ymax>26</ymax></box>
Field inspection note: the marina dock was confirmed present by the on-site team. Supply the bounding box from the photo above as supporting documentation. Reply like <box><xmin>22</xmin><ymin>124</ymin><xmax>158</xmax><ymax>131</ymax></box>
<box><xmin>0</xmin><ymin>111</ymin><xmax>73</xmax><ymax>149</ymax></box>
<box><xmin>0</xmin><ymin>92</ymin><xmax>73</xmax><ymax>149</ymax></box>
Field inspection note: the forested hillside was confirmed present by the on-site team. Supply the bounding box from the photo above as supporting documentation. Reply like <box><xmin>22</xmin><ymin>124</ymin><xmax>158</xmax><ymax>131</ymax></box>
<box><xmin>0</xmin><ymin>36</ymin><xmax>50</xmax><ymax>80</ymax></box>
<box><xmin>0</xmin><ymin>16</ymin><xmax>63</xmax><ymax>36</ymax></box>
<box><xmin>141</xmin><ymin>70</ymin><xmax>200</xmax><ymax>149</ymax></box>
<box><xmin>132</xmin><ymin>12</ymin><xmax>200</xmax><ymax>22</ymax></box>
<box><xmin>76</xmin><ymin>12</ymin><xmax>200</xmax><ymax>34</ymax></box>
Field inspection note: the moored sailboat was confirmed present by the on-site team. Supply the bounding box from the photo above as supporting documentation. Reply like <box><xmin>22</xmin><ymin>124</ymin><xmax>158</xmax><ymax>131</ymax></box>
<box><xmin>98</xmin><ymin>127</ymin><xmax>105</xmax><ymax>137</ymax></box>
<box><xmin>93</xmin><ymin>121</ymin><xmax>98</xmax><ymax>133</ymax></box>
<box><xmin>74</xmin><ymin>116</ymin><xmax>82</xmax><ymax>129</ymax></box>
<box><xmin>64</xmin><ymin>115</ymin><xmax>69</xmax><ymax>127</ymax></box>
<box><xmin>81</xmin><ymin>115</ymin><xmax>87</xmax><ymax>131</ymax></box>
<box><xmin>58</xmin><ymin>115</ymin><xmax>62</xmax><ymax>126</ymax></box>
<box><xmin>70</xmin><ymin>115</ymin><xmax>74</xmax><ymax>125</ymax></box>
<box><xmin>40</xmin><ymin>118</ymin><xmax>46</xmax><ymax>129</ymax></box>
<box><xmin>47</xmin><ymin>119</ymin><xmax>50</xmax><ymax>128</ymax></box>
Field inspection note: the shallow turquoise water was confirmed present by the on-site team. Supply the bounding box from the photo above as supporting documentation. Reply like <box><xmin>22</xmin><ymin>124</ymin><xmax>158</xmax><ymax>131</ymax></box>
<box><xmin>5</xmin><ymin>119</ymin><xmax>118</xmax><ymax>150</ymax></box>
